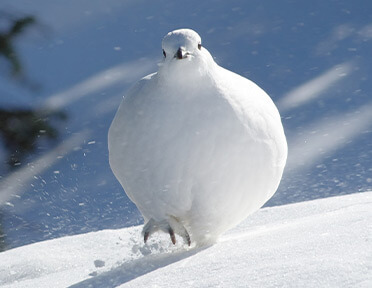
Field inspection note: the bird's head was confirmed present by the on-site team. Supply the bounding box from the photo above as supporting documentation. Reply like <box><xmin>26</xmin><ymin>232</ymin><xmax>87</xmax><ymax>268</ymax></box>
<box><xmin>159</xmin><ymin>29</ymin><xmax>215</xmax><ymax>82</ymax></box>
<box><xmin>161</xmin><ymin>29</ymin><xmax>202</xmax><ymax>62</ymax></box>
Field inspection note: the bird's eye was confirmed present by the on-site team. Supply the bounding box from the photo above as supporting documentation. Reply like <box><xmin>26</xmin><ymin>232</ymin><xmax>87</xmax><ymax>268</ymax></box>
<box><xmin>198</xmin><ymin>43</ymin><xmax>202</xmax><ymax>50</ymax></box>
<box><xmin>162</xmin><ymin>49</ymin><xmax>166</xmax><ymax>58</ymax></box>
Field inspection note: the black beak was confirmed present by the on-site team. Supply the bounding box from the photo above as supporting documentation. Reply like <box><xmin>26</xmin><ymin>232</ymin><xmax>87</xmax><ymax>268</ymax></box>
<box><xmin>175</xmin><ymin>47</ymin><xmax>185</xmax><ymax>59</ymax></box>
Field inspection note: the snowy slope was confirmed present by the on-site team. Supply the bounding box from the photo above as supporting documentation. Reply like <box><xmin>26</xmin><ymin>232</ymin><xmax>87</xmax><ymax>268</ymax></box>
<box><xmin>1</xmin><ymin>192</ymin><xmax>371</xmax><ymax>288</ymax></box>
<box><xmin>1</xmin><ymin>0</ymin><xmax>372</xmax><ymax>250</ymax></box>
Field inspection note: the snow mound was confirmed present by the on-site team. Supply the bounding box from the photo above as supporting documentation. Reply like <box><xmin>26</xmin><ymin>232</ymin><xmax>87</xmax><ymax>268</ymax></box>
<box><xmin>1</xmin><ymin>192</ymin><xmax>371</xmax><ymax>288</ymax></box>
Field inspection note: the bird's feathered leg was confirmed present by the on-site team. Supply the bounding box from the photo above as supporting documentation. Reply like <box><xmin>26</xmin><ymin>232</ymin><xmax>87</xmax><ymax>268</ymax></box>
<box><xmin>168</xmin><ymin>216</ymin><xmax>191</xmax><ymax>246</ymax></box>
<box><xmin>143</xmin><ymin>218</ymin><xmax>157</xmax><ymax>243</ymax></box>
<box><xmin>142</xmin><ymin>217</ymin><xmax>191</xmax><ymax>246</ymax></box>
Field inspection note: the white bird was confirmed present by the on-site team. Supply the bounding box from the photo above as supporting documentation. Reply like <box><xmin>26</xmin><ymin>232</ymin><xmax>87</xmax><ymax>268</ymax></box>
<box><xmin>108</xmin><ymin>28</ymin><xmax>287</xmax><ymax>246</ymax></box>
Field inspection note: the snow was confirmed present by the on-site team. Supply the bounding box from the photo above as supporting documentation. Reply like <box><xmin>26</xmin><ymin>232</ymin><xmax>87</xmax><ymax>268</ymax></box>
<box><xmin>0</xmin><ymin>7</ymin><xmax>371</xmax><ymax>288</ymax></box>
<box><xmin>1</xmin><ymin>191</ymin><xmax>371</xmax><ymax>288</ymax></box>
<box><xmin>1</xmin><ymin>0</ymin><xmax>372</xmax><ymax>250</ymax></box>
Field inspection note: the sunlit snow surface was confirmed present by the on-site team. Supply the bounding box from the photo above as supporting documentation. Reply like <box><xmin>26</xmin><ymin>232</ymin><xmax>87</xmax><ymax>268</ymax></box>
<box><xmin>1</xmin><ymin>192</ymin><xmax>371</xmax><ymax>287</ymax></box>
<box><xmin>0</xmin><ymin>0</ymin><xmax>371</xmax><ymax>249</ymax></box>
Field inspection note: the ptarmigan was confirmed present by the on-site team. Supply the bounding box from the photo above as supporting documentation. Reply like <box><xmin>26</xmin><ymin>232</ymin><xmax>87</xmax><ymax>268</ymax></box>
<box><xmin>108</xmin><ymin>28</ymin><xmax>287</xmax><ymax>246</ymax></box>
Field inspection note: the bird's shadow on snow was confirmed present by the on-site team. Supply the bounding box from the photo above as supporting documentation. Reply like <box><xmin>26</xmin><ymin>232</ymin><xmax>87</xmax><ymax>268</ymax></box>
<box><xmin>68</xmin><ymin>246</ymin><xmax>208</xmax><ymax>288</ymax></box>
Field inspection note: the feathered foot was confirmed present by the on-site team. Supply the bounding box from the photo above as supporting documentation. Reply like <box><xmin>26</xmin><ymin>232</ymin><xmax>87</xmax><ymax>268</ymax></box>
<box><xmin>142</xmin><ymin>216</ymin><xmax>191</xmax><ymax>246</ymax></box>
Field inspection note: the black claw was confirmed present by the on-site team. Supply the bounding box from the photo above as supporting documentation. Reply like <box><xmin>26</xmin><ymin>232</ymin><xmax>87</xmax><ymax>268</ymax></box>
<box><xmin>144</xmin><ymin>231</ymin><xmax>149</xmax><ymax>243</ymax></box>
<box><xmin>185</xmin><ymin>232</ymin><xmax>191</xmax><ymax>246</ymax></box>
<box><xmin>169</xmin><ymin>227</ymin><xmax>176</xmax><ymax>245</ymax></box>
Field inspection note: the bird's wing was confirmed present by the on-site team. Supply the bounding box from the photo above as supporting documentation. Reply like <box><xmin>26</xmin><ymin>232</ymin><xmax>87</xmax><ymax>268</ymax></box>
<box><xmin>108</xmin><ymin>72</ymin><xmax>158</xmax><ymax>199</ymax></box>
<box><xmin>216</xmin><ymin>65</ymin><xmax>288</xmax><ymax>167</ymax></box>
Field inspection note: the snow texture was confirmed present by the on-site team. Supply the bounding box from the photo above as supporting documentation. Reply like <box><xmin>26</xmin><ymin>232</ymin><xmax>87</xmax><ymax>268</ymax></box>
<box><xmin>1</xmin><ymin>0</ymin><xmax>372</xmax><ymax>250</ymax></box>
<box><xmin>108</xmin><ymin>29</ymin><xmax>287</xmax><ymax>245</ymax></box>
<box><xmin>0</xmin><ymin>192</ymin><xmax>371</xmax><ymax>288</ymax></box>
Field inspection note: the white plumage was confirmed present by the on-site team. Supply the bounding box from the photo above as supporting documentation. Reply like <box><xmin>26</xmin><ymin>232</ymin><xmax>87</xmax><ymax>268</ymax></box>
<box><xmin>108</xmin><ymin>29</ymin><xmax>287</xmax><ymax>246</ymax></box>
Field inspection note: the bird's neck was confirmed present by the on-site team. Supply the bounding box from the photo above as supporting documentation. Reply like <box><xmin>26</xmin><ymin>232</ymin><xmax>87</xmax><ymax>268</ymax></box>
<box><xmin>158</xmin><ymin>57</ymin><xmax>216</xmax><ymax>85</ymax></box>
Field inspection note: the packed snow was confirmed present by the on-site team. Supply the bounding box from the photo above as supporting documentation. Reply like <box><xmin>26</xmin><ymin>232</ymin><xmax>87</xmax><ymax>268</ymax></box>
<box><xmin>1</xmin><ymin>191</ymin><xmax>371</xmax><ymax>287</ymax></box>
<box><xmin>0</xmin><ymin>0</ymin><xmax>371</xmax><ymax>251</ymax></box>
<box><xmin>0</xmin><ymin>3</ymin><xmax>371</xmax><ymax>288</ymax></box>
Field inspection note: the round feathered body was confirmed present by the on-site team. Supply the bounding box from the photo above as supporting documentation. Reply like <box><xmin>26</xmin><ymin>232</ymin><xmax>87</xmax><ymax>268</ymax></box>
<box><xmin>109</xmin><ymin>29</ymin><xmax>287</xmax><ymax>245</ymax></box>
